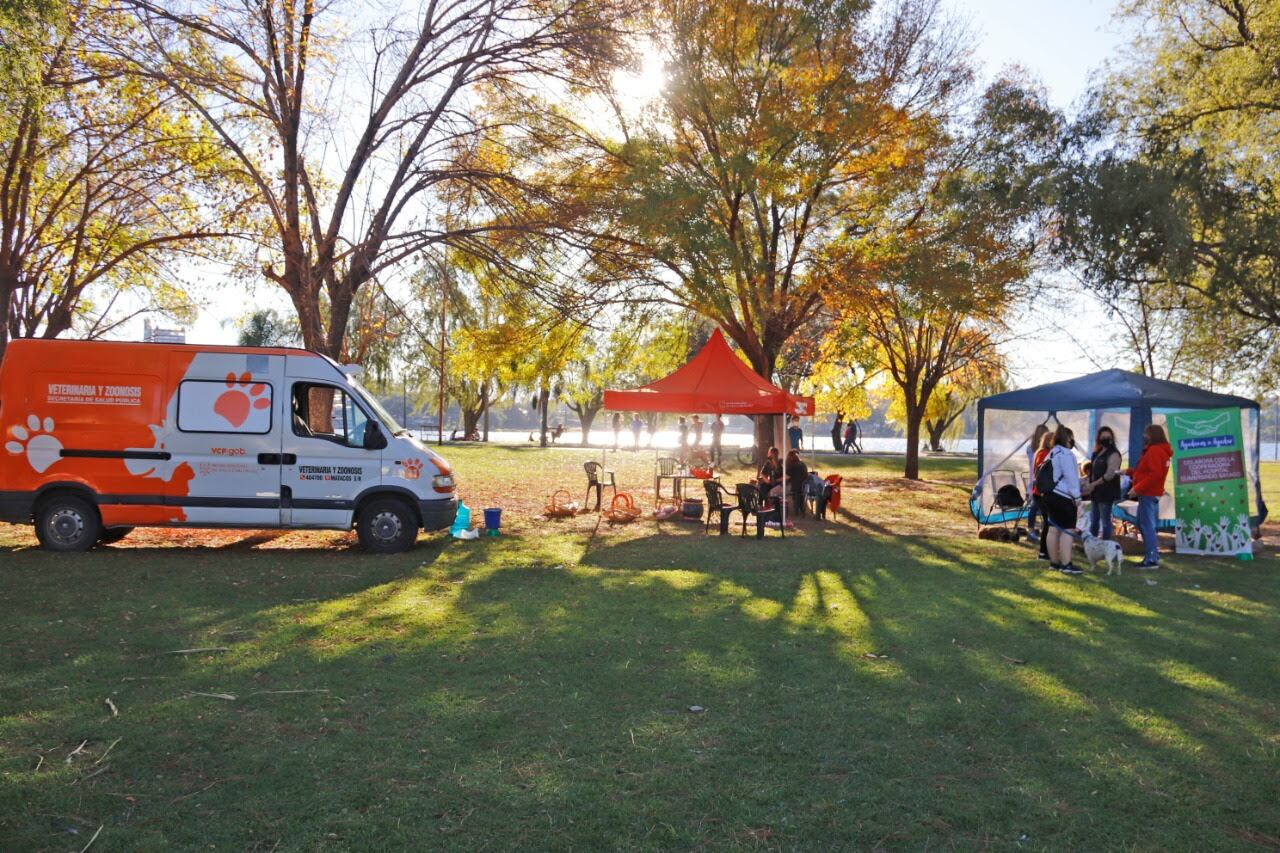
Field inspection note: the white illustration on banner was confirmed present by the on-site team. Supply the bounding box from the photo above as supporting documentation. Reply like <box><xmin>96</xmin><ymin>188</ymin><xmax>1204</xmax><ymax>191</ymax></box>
<box><xmin>1175</xmin><ymin>514</ymin><xmax>1252</xmax><ymax>555</ymax></box>
<box><xmin>1171</xmin><ymin>411</ymin><xmax>1231</xmax><ymax>437</ymax></box>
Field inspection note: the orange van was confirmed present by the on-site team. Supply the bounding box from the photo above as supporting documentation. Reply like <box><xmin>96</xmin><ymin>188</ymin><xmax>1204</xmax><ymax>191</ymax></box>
<box><xmin>0</xmin><ymin>339</ymin><xmax>457</xmax><ymax>551</ymax></box>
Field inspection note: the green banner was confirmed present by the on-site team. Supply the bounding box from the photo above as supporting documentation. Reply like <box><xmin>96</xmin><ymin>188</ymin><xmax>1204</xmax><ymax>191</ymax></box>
<box><xmin>1165</xmin><ymin>408</ymin><xmax>1252</xmax><ymax>557</ymax></box>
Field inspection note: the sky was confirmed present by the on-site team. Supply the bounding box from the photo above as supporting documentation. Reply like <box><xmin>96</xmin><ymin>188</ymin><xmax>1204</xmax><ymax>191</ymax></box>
<box><xmin>152</xmin><ymin>0</ymin><xmax>1132</xmax><ymax>388</ymax></box>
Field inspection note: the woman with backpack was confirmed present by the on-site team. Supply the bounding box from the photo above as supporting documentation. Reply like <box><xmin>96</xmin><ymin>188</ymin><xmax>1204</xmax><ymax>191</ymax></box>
<box><xmin>1029</xmin><ymin>429</ymin><xmax>1054</xmax><ymax>561</ymax></box>
<box><xmin>1083</xmin><ymin>426</ymin><xmax>1122</xmax><ymax>540</ymax></box>
<box><xmin>1125</xmin><ymin>423</ymin><xmax>1173</xmax><ymax>569</ymax></box>
<box><xmin>1039</xmin><ymin>424</ymin><xmax>1082</xmax><ymax>574</ymax></box>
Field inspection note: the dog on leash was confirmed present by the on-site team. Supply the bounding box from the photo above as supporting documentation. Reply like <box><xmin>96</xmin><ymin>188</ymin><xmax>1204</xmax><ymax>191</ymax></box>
<box><xmin>1079</xmin><ymin>531</ymin><xmax>1124</xmax><ymax>575</ymax></box>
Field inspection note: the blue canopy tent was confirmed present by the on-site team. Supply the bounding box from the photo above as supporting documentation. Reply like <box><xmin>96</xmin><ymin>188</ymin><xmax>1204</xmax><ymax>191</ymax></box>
<box><xmin>970</xmin><ymin>369</ymin><xmax>1267</xmax><ymax>531</ymax></box>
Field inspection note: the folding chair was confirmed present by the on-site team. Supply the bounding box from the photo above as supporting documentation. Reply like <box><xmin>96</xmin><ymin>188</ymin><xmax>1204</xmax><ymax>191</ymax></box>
<box><xmin>986</xmin><ymin>469</ymin><xmax>1027</xmax><ymax>533</ymax></box>
<box><xmin>655</xmin><ymin>456</ymin><xmax>680</xmax><ymax>501</ymax></box>
<box><xmin>584</xmin><ymin>461</ymin><xmax>616</xmax><ymax>511</ymax></box>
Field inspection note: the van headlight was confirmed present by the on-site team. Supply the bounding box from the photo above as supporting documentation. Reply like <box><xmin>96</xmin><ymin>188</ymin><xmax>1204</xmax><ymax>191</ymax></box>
<box><xmin>432</xmin><ymin>474</ymin><xmax>455</xmax><ymax>490</ymax></box>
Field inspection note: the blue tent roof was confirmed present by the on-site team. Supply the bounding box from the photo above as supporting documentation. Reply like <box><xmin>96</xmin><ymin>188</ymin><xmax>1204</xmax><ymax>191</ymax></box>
<box><xmin>979</xmin><ymin>369</ymin><xmax>1258</xmax><ymax>413</ymax></box>
<box><xmin>974</xmin><ymin>369</ymin><xmax>1266</xmax><ymax>528</ymax></box>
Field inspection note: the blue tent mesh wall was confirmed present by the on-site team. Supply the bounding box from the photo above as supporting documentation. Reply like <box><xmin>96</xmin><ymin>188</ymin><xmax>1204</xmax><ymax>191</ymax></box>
<box><xmin>970</xmin><ymin>370</ymin><xmax>1266</xmax><ymax>529</ymax></box>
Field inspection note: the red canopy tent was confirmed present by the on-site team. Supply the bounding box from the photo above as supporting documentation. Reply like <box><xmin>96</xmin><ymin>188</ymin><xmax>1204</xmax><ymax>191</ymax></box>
<box><xmin>603</xmin><ymin>329</ymin><xmax>814</xmax><ymax>416</ymax></box>
<box><xmin>603</xmin><ymin>329</ymin><xmax>815</xmax><ymax>534</ymax></box>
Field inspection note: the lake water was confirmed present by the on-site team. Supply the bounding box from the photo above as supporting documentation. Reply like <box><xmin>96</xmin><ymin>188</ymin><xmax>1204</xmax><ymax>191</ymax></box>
<box><xmin>437</xmin><ymin>429</ymin><xmax>1280</xmax><ymax>460</ymax></box>
<box><xmin>437</xmin><ymin>428</ymin><xmax>980</xmax><ymax>455</ymax></box>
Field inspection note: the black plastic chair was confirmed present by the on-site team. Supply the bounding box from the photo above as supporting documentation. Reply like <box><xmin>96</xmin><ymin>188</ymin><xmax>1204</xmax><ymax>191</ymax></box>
<box><xmin>731</xmin><ymin>483</ymin><xmax>768</xmax><ymax>537</ymax></box>
<box><xmin>584</xmin><ymin>461</ymin><xmax>616</xmax><ymax>511</ymax></box>
<box><xmin>703</xmin><ymin>480</ymin><xmax>738</xmax><ymax>533</ymax></box>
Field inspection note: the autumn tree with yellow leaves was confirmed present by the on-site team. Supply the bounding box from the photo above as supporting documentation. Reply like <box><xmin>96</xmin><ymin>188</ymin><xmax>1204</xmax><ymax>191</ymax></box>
<box><xmin>822</xmin><ymin>79</ymin><xmax>1058</xmax><ymax>479</ymax></box>
<box><xmin>576</xmin><ymin>0</ymin><xmax>969</xmax><ymax>450</ymax></box>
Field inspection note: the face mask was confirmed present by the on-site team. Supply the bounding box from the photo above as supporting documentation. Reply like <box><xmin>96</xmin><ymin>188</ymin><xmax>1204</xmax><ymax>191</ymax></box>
<box><xmin>1101</xmin><ymin>437</ymin><xmax>1113</xmax><ymax>447</ymax></box>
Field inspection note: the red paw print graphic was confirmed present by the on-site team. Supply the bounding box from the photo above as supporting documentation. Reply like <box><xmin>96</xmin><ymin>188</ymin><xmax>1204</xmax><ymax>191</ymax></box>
<box><xmin>214</xmin><ymin>372</ymin><xmax>270</xmax><ymax>428</ymax></box>
<box><xmin>403</xmin><ymin>458</ymin><xmax>424</xmax><ymax>480</ymax></box>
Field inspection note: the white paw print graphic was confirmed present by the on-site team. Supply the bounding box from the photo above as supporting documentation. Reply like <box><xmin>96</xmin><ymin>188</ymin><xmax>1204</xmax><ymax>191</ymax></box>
<box><xmin>5</xmin><ymin>414</ymin><xmax>62</xmax><ymax>473</ymax></box>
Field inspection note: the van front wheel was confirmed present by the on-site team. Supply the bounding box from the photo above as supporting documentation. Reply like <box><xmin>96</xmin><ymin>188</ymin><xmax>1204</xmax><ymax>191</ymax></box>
<box><xmin>356</xmin><ymin>498</ymin><xmax>418</xmax><ymax>554</ymax></box>
<box><xmin>35</xmin><ymin>495</ymin><xmax>101</xmax><ymax>552</ymax></box>
<box><xmin>99</xmin><ymin>527</ymin><xmax>133</xmax><ymax>546</ymax></box>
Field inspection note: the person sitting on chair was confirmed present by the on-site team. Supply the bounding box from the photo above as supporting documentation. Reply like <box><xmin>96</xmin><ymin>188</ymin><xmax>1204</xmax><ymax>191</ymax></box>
<box><xmin>756</xmin><ymin>446</ymin><xmax>782</xmax><ymax>503</ymax></box>
<box><xmin>784</xmin><ymin>450</ymin><xmax>808</xmax><ymax>517</ymax></box>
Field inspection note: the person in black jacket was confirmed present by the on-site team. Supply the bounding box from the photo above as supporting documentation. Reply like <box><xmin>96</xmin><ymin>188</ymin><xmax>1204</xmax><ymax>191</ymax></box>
<box><xmin>1083</xmin><ymin>426</ymin><xmax>1123</xmax><ymax>540</ymax></box>
<box><xmin>785</xmin><ymin>450</ymin><xmax>808</xmax><ymax>518</ymax></box>
<box><xmin>757</xmin><ymin>446</ymin><xmax>782</xmax><ymax>502</ymax></box>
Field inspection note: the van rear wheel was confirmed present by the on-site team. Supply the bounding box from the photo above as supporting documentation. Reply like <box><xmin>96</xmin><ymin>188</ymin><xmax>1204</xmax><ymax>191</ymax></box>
<box><xmin>35</xmin><ymin>495</ymin><xmax>101</xmax><ymax>552</ymax></box>
<box><xmin>356</xmin><ymin>498</ymin><xmax>418</xmax><ymax>554</ymax></box>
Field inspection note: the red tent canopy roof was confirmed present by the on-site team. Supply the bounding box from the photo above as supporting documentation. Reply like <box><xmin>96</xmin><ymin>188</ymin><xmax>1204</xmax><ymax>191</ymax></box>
<box><xmin>603</xmin><ymin>329</ymin><xmax>814</xmax><ymax>416</ymax></box>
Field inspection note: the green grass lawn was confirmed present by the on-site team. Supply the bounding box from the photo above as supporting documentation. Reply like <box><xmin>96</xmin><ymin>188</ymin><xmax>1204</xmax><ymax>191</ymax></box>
<box><xmin>1</xmin><ymin>451</ymin><xmax>1277</xmax><ymax>850</ymax></box>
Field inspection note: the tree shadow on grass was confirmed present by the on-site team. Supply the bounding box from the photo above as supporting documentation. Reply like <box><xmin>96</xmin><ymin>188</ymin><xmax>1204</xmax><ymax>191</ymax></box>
<box><xmin>2</xmin><ymin>531</ymin><xmax>1278</xmax><ymax>850</ymax></box>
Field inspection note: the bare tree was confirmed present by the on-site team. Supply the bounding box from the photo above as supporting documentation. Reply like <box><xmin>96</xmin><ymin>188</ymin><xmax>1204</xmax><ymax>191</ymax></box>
<box><xmin>120</xmin><ymin>0</ymin><xmax>634</xmax><ymax>360</ymax></box>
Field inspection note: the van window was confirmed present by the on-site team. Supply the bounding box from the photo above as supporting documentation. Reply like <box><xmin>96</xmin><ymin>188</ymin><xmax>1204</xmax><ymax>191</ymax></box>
<box><xmin>178</xmin><ymin>378</ymin><xmax>274</xmax><ymax>434</ymax></box>
<box><xmin>291</xmin><ymin>383</ymin><xmax>373</xmax><ymax>448</ymax></box>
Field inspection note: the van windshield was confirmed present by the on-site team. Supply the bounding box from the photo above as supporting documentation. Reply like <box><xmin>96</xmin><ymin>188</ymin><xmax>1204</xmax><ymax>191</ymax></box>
<box><xmin>347</xmin><ymin>376</ymin><xmax>406</xmax><ymax>435</ymax></box>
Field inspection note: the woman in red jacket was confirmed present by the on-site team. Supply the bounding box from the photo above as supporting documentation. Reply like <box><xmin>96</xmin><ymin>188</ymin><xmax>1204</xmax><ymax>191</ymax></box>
<box><xmin>1029</xmin><ymin>430</ymin><xmax>1053</xmax><ymax>561</ymax></box>
<box><xmin>1127</xmin><ymin>424</ymin><xmax>1173</xmax><ymax>569</ymax></box>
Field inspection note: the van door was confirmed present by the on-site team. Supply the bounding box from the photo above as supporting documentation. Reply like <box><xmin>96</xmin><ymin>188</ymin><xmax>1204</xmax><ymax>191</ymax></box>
<box><xmin>167</xmin><ymin>352</ymin><xmax>286</xmax><ymax>527</ymax></box>
<box><xmin>279</xmin><ymin>376</ymin><xmax>382</xmax><ymax>528</ymax></box>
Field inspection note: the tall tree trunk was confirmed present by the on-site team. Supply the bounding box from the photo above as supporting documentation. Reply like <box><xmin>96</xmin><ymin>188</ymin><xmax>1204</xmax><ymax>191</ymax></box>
<box><xmin>538</xmin><ymin>382</ymin><xmax>550</xmax><ymax>448</ymax></box>
<box><xmin>0</xmin><ymin>277</ymin><xmax>12</xmax><ymax>365</ymax></box>
<box><xmin>577</xmin><ymin>405</ymin><xmax>600</xmax><ymax>445</ymax></box>
<box><xmin>740</xmin><ymin>339</ymin><xmax>781</xmax><ymax>466</ymax></box>
<box><xmin>925</xmin><ymin>419</ymin><xmax>947</xmax><ymax>452</ymax></box>
<box><xmin>461</xmin><ymin>406</ymin><xmax>483</xmax><ymax>438</ymax></box>
<box><xmin>481</xmin><ymin>382</ymin><xmax>490</xmax><ymax>442</ymax></box>
<box><xmin>904</xmin><ymin>405</ymin><xmax>923</xmax><ymax>480</ymax></box>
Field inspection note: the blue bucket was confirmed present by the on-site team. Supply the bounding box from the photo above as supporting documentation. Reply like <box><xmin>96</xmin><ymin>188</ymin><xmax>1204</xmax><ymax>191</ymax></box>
<box><xmin>483</xmin><ymin>507</ymin><xmax>502</xmax><ymax>536</ymax></box>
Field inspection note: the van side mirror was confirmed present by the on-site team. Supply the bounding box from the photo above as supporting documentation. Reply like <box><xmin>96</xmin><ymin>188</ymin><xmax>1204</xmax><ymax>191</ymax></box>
<box><xmin>363</xmin><ymin>421</ymin><xmax>387</xmax><ymax>450</ymax></box>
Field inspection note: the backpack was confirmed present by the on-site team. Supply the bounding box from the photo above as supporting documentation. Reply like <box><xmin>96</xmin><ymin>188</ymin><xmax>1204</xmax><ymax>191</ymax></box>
<box><xmin>1034</xmin><ymin>451</ymin><xmax>1060</xmax><ymax>496</ymax></box>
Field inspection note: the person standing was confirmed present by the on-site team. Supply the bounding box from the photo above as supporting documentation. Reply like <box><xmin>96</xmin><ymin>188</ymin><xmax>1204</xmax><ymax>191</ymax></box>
<box><xmin>1084</xmin><ymin>426</ymin><xmax>1123</xmax><ymax>540</ymax></box>
<box><xmin>787</xmin><ymin>416</ymin><xmax>803</xmax><ymax>451</ymax></box>
<box><xmin>1029</xmin><ymin>430</ymin><xmax>1054</xmax><ymax>560</ymax></box>
<box><xmin>1025</xmin><ymin>424</ymin><xmax>1050</xmax><ymax>544</ymax></box>
<box><xmin>630</xmin><ymin>413</ymin><xmax>643</xmax><ymax>450</ymax></box>
<box><xmin>692</xmin><ymin>414</ymin><xmax>704</xmax><ymax>447</ymax></box>
<box><xmin>1042</xmin><ymin>425</ymin><xmax>1082</xmax><ymax>574</ymax></box>
<box><xmin>1126</xmin><ymin>424</ymin><xmax>1173</xmax><ymax>569</ymax></box>
<box><xmin>677</xmin><ymin>416</ymin><xmax>689</xmax><ymax>462</ymax></box>
<box><xmin>843</xmin><ymin>419</ymin><xmax>863</xmax><ymax>453</ymax></box>
<box><xmin>831</xmin><ymin>412</ymin><xmax>844</xmax><ymax>453</ymax></box>
<box><xmin>611</xmin><ymin>411</ymin><xmax>623</xmax><ymax>450</ymax></box>
<box><xmin>710</xmin><ymin>414</ymin><xmax>724</xmax><ymax>465</ymax></box>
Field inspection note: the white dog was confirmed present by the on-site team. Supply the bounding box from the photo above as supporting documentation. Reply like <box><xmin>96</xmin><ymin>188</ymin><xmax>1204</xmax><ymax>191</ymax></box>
<box><xmin>1080</xmin><ymin>531</ymin><xmax>1124</xmax><ymax>576</ymax></box>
